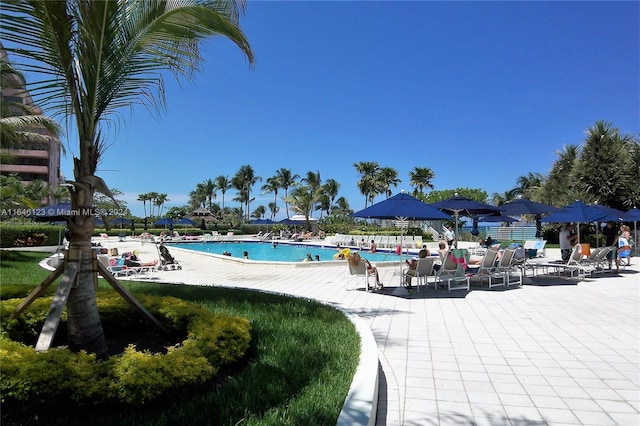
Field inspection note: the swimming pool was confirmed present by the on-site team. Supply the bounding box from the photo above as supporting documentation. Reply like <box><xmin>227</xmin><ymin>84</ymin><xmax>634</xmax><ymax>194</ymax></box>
<box><xmin>168</xmin><ymin>241</ymin><xmax>402</xmax><ymax>263</ymax></box>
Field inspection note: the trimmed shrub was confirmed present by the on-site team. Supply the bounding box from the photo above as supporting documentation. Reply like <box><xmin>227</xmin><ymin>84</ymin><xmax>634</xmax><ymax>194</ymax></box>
<box><xmin>0</xmin><ymin>292</ymin><xmax>251</xmax><ymax>405</ymax></box>
<box><xmin>0</xmin><ymin>225</ymin><xmax>62</xmax><ymax>248</ymax></box>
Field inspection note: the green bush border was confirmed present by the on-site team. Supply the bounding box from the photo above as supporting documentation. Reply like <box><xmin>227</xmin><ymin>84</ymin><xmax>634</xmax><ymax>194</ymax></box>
<box><xmin>0</xmin><ymin>291</ymin><xmax>251</xmax><ymax>405</ymax></box>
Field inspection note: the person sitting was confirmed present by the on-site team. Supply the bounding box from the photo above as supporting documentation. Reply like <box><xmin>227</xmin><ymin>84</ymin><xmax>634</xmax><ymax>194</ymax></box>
<box><xmin>315</xmin><ymin>255</ymin><xmax>320</xmax><ymax>261</ymax></box>
<box><xmin>123</xmin><ymin>252</ymin><xmax>158</xmax><ymax>267</ymax></box>
<box><xmin>243</xmin><ymin>251</ymin><xmax>249</xmax><ymax>259</ymax></box>
<box><xmin>305</xmin><ymin>253</ymin><xmax>314</xmax><ymax>262</ymax></box>
<box><xmin>348</xmin><ymin>252</ymin><xmax>383</xmax><ymax>289</ymax></box>
<box><xmin>616</xmin><ymin>236</ymin><xmax>632</xmax><ymax>272</ymax></box>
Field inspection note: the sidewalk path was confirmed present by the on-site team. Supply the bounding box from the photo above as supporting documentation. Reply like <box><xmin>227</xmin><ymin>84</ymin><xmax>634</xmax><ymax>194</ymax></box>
<box><xmin>101</xmin><ymin>240</ymin><xmax>640</xmax><ymax>425</ymax></box>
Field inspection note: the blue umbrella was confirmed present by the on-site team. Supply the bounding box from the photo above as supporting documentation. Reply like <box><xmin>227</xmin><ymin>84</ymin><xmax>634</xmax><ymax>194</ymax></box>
<box><xmin>110</xmin><ymin>217</ymin><xmax>133</xmax><ymax>228</ymax></box>
<box><xmin>498</xmin><ymin>198</ymin><xmax>560</xmax><ymax>216</ymax></box>
<box><xmin>590</xmin><ymin>205</ymin><xmax>635</xmax><ymax>222</ymax></box>
<box><xmin>251</xmin><ymin>219</ymin><xmax>275</xmax><ymax>224</ymax></box>
<box><xmin>353</xmin><ymin>192</ymin><xmax>451</xmax><ymax>221</ymax></box>
<box><xmin>353</xmin><ymin>192</ymin><xmax>451</xmax><ymax>285</ymax></box>
<box><xmin>154</xmin><ymin>217</ymin><xmax>174</xmax><ymax>227</ymax></box>
<box><xmin>32</xmin><ymin>203</ymin><xmax>73</xmax><ymax>221</ymax></box>
<box><xmin>430</xmin><ymin>193</ymin><xmax>500</xmax><ymax>238</ymax></box>
<box><xmin>176</xmin><ymin>217</ymin><xmax>196</xmax><ymax>226</ymax></box>
<box><xmin>476</xmin><ymin>213</ymin><xmax>518</xmax><ymax>224</ymax></box>
<box><xmin>625</xmin><ymin>208</ymin><xmax>640</xmax><ymax>221</ymax></box>
<box><xmin>278</xmin><ymin>218</ymin><xmax>301</xmax><ymax>226</ymax></box>
<box><xmin>540</xmin><ymin>201</ymin><xmax>611</xmax><ymax>244</ymax></box>
<box><xmin>540</xmin><ymin>201</ymin><xmax>608</xmax><ymax>224</ymax></box>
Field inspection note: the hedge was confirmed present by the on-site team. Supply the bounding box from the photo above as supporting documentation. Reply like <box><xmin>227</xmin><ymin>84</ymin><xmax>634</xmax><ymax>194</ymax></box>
<box><xmin>0</xmin><ymin>224</ymin><xmax>62</xmax><ymax>248</ymax></box>
<box><xmin>0</xmin><ymin>291</ymin><xmax>251</xmax><ymax>405</ymax></box>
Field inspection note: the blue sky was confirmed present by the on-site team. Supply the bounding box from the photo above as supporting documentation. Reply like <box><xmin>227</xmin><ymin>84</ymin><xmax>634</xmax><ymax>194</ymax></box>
<box><xmin>56</xmin><ymin>1</ymin><xmax>639</xmax><ymax>218</ymax></box>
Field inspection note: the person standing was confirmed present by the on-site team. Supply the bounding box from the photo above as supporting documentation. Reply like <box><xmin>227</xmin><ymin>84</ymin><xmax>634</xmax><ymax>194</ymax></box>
<box><xmin>602</xmin><ymin>221</ymin><xmax>619</xmax><ymax>270</ymax></box>
<box><xmin>559</xmin><ymin>224</ymin><xmax>578</xmax><ymax>262</ymax></box>
<box><xmin>444</xmin><ymin>225</ymin><xmax>456</xmax><ymax>248</ymax></box>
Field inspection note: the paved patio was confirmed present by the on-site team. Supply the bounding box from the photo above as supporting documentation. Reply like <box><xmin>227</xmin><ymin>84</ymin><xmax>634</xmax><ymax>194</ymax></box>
<box><xmin>95</xmin><ymin>240</ymin><xmax>640</xmax><ymax>425</ymax></box>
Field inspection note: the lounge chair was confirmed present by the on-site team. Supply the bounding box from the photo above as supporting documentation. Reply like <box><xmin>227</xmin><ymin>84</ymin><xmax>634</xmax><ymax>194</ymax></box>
<box><xmin>468</xmin><ymin>246</ymin><xmax>501</xmax><ymax>288</ymax></box>
<box><xmin>540</xmin><ymin>244</ymin><xmax>593</xmax><ymax>279</ymax></box>
<box><xmin>436</xmin><ymin>249</ymin><xmax>470</xmax><ymax>292</ymax></box>
<box><xmin>494</xmin><ymin>247</ymin><xmax>523</xmax><ymax>287</ymax></box>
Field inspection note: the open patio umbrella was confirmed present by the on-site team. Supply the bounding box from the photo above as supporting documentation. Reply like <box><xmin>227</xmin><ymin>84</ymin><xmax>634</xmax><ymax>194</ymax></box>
<box><xmin>176</xmin><ymin>217</ymin><xmax>196</xmax><ymax>226</ymax></box>
<box><xmin>353</xmin><ymin>192</ymin><xmax>451</xmax><ymax>286</ymax></box>
<box><xmin>154</xmin><ymin>217</ymin><xmax>173</xmax><ymax>228</ymax></box>
<box><xmin>476</xmin><ymin>213</ymin><xmax>518</xmax><ymax>224</ymax></box>
<box><xmin>626</xmin><ymin>208</ymin><xmax>640</xmax><ymax>221</ymax></box>
<box><xmin>110</xmin><ymin>217</ymin><xmax>132</xmax><ymax>229</ymax></box>
<box><xmin>494</xmin><ymin>199</ymin><xmax>560</xmax><ymax>241</ymax></box>
<box><xmin>540</xmin><ymin>201</ymin><xmax>609</xmax><ymax>244</ymax></box>
<box><xmin>498</xmin><ymin>198</ymin><xmax>560</xmax><ymax>216</ymax></box>
<box><xmin>430</xmin><ymin>193</ymin><xmax>501</xmax><ymax>239</ymax></box>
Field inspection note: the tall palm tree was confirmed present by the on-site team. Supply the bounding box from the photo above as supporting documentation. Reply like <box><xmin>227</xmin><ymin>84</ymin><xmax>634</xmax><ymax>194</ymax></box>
<box><xmin>155</xmin><ymin>193</ymin><xmax>169</xmax><ymax>217</ymax></box>
<box><xmin>214</xmin><ymin>175</ymin><xmax>231</xmax><ymax>210</ymax></box>
<box><xmin>137</xmin><ymin>193</ymin><xmax>151</xmax><ymax>218</ymax></box>
<box><xmin>147</xmin><ymin>191</ymin><xmax>160</xmax><ymax>217</ymax></box>
<box><xmin>261</xmin><ymin>176</ymin><xmax>280</xmax><ymax>217</ymax></box>
<box><xmin>232</xmin><ymin>164</ymin><xmax>261</xmax><ymax>220</ymax></box>
<box><xmin>408</xmin><ymin>166</ymin><xmax>435</xmax><ymax>196</ymax></box>
<box><xmin>378</xmin><ymin>167</ymin><xmax>400</xmax><ymax>198</ymax></box>
<box><xmin>267</xmin><ymin>201</ymin><xmax>279</xmax><ymax>220</ymax></box>
<box><xmin>354</xmin><ymin>161</ymin><xmax>379</xmax><ymax>208</ymax></box>
<box><xmin>0</xmin><ymin>0</ymin><xmax>253</xmax><ymax>357</ymax></box>
<box><xmin>322</xmin><ymin>178</ymin><xmax>340</xmax><ymax>215</ymax></box>
<box><xmin>201</xmin><ymin>179</ymin><xmax>217</xmax><ymax>210</ymax></box>
<box><xmin>275</xmin><ymin>167</ymin><xmax>299</xmax><ymax>218</ymax></box>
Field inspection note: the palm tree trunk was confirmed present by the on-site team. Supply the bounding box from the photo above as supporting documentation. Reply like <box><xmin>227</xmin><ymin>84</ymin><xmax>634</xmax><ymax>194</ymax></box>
<box><xmin>65</xmin><ymin>239</ymin><xmax>108</xmax><ymax>359</ymax></box>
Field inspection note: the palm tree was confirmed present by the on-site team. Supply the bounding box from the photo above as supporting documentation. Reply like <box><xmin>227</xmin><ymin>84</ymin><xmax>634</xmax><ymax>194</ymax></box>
<box><xmin>378</xmin><ymin>167</ymin><xmax>401</xmax><ymax>198</ymax></box>
<box><xmin>574</xmin><ymin>121</ymin><xmax>632</xmax><ymax>210</ymax></box>
<box><xmin>275</xmin><ymin>168</ymin><xmax>299</xmax><ymax>217</ymax></box>
<box><xmin>22</xmin><ymin>179</ymin><xmax>50</xmax><ymax>207</ymax></box>
<box><xmin>322</xmin><ymin>178</ymin><xmax>340</xmax><ymax>215</ymax></box>
<box><xmin>147</xmin><ymin>191</ymin><xmax>160</xmax><ymax>217</ymax></box>
<box><xmin>155</xmin><ymin>193</ymin><xmax>169</xmax><ymax>217</ymax></box>
<box><xmin>189</xmin><ymin>184</ymin><xmax>207</xmax><ymax>209</ymax></box>
<box><xmin>201</xmin><ymin>179</ymin><xmax>217</xmax><ymax>210</ymax></box>
<box><xmin>251</xmin><ymin>205</ymin><xmax>266</xmax><ymax>220</ymax></box>
<box><xmin>409</xmin><ymin>166</ymin><xmax>435</xmax><ymax>196</ymax></box>
<box><xmin>0</xmin><ymin>0</ymin><xmax>253</xmax><ymax>357</ymax></box>
<box><xmin>268</xmin><ymin>201</ymin><xmax>279</xmax><ymax>220</ymax></box>
<box><xmin>137</xmin><ymin>193</ymin><xmax>151</xmax><ymax>218</ymax></box>
<box><xmin>333</xmin><ymin>196</ymin><xmax>352</xmax><ymax>215</ymax></box>
<box><xmin>354</xmin><ymin>161</ymin><xmax>380</xmax><ymax>208</ymax></box>
<box><xmin>283</xmin><ymin>184</ymin><xmax>317</xmax><ymax>230</ymax></box>
<box><xmin>543</xmin><ymin>144</ymin><xmax>581</xmax><ymax>206</ymax></box>
<box><xmin>231</xmin><ymin>164</ymin><xmax>261</xmax><ymax>220</ymax></box>
<box><xmin>261</xmin><ymin>176</ymin><xmax>280</xmax><ymax>217</ymax></box>
<box><xmin>214</xmin><ymin>175</ymin><xmax>231</xmax><ymax>210</ymax></box>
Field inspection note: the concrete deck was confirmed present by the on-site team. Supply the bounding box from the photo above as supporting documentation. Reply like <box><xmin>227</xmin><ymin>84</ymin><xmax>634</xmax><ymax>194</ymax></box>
<box><xmin>37</xmin><ymin>239</ymin><xmax>640</xmax><ymax>425</ymax></box>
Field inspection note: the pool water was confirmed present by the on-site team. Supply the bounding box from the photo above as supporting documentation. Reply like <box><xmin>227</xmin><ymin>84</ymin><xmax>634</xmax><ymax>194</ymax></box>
<box><xmin>168</xmin><ymin>241</ymin><xmax>402</xmax><ymax>263</ymax></box>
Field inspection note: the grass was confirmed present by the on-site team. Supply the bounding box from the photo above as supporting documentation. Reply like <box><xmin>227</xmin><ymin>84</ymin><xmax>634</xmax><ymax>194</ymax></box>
<box><xmin>1</xmin><ymin>251</ymin><xmax>361</xmax><ymax>426</ymax></box>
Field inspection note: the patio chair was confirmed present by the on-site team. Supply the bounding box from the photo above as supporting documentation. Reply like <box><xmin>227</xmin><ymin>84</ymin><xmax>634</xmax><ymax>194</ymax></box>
<box><xmin>468</xmin><ymin>246</ymin><xmax>501</xmax><ymax>288</ymax></box>
<box><xmin>539</xmin><ymin>244</ymin><xmax>593</xmax><ymax>279</ymax></box>
<box><xmin>346</xmin><ymin>259</ymin><xmax>373</xmax><ymax>291</ymax></box>
<box><xmin>402</xmin><ymin>257</ymin><xmax>437</xmax><ymax>291</ymax></box>
<box><xmin>436</xmin><ymin>250</ymin><xmax>470</xmax><ymax>292</ymax></box>
<box><xmin>494</xmin><ymin>247</ymin><xmax>523</xmax><ymax>287</ymax></box>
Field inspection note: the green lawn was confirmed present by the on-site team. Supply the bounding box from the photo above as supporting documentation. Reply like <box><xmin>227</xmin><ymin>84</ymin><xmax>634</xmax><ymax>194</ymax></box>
<box><xmin>1</xmin><ymin>250</ymin><xmax>360</xmax><ymax>426</ymax></box>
